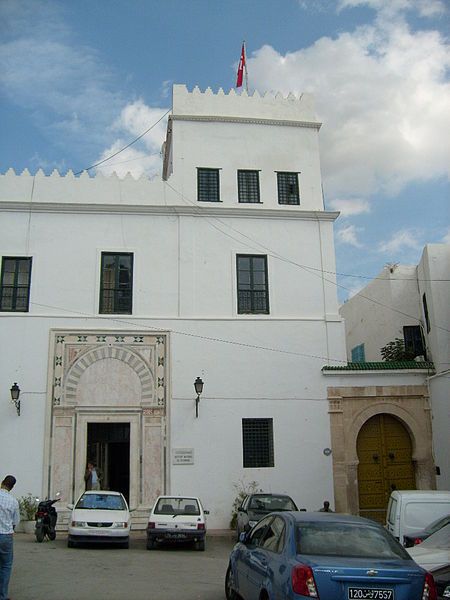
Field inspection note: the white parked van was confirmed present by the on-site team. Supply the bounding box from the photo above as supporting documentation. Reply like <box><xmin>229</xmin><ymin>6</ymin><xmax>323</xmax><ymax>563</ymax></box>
<box><xmin>386</xmin><ymin>490</ymin><xmax>450</xmax><ymax>545</ymax></box>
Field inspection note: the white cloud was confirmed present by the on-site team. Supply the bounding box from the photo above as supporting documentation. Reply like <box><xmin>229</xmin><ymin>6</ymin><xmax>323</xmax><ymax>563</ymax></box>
<box><xmin>378</xmin><ymin>228</ymin><xmax>422</xmax><ymax>253</ymax></box>
<box><xmin>442</xmin><ymin>228</ymin><xmax>450</xmax><ymax>244</ymax></box>
<box><xmin>94</xmin><ymin>101</ymin><xmax>169</xmax><ymax>178</ymax></box>
<box><xmin>328</xmin><ymin>198</ymin><xmax>371</xmax><ymax>216</ymax></box>
<box><xmin>248</xmin><ymin>15</ymin><xmax>450</xmax><ymax>203</ymax></box>
<box><xmin>337</xmin><ymin>0</ymin><xmax>447</xmax><ymax>18</ymax></box>
<box><xmin>336</xmin><ymin>224</ymin><xmax>364</xmax><ymax>247</ymax></box>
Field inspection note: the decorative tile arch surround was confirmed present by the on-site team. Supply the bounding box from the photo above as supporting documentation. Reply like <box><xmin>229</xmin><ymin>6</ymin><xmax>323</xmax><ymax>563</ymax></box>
<box><xmin>327</xmin><ymin>385</ymin><xmax>436</xmax><ymax>516</ymax></box>
<box><xmin>44</xmin><ymin>330</ymin><xmax>169</xmax><ymax>521</ymax></box>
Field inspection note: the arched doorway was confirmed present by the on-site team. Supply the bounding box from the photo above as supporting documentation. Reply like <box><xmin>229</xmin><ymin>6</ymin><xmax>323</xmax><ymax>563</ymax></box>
<box><xmin>357</xmin><ymin>414</ymin><xmax>416</xmax><ymax>524</ymax></box>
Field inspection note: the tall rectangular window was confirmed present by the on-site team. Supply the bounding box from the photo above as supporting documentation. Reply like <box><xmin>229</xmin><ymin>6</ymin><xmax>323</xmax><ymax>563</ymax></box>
<box><xmin>242</xmin><ymin>418</ymin><xmax>274</xmax><ymax>468</ymax></box>
<box><xmin>277</xmin><ymin>172</ymin><xmax>300</xmax><ymax>205</ymax></box>
<box><xmin>238</xmin><ymin>170</ymin><xmax>260</xmax><ymax>203</ymax></box>
<box><xmin>422</xmin><ymin>293</ymin><xmax>431</xmax><ymax>333</ymax></box>
<box><xmin>403</xmin><ymin>325</ymin><xmax>426</xmax><ymax>359</ymax></box>
<box><xmin>351</xmin><ymin>343</ymin><xmax>365</xmax><ymax>363</ymax></box>
<box><xmin>99</xmin><ymin>253</ymin><xmax>133</xmax><ymax>314</ymax></box>
<box><xmin>237</xmin><ymin>254</ymin><xmax>269</xmax><ymax>314</ymax></box>
<box><xmin>0</xmin><ymin>257</ymin><xmax>32</xmax><ymax>312</ymax></box>
<box><xmin>197</xmin><ymin>168</ymin><xmax>220</xmax><ymax>202</ymax></box>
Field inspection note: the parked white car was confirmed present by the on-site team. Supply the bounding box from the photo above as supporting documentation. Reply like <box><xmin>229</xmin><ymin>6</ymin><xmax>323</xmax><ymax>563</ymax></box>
<box><xmin>407</xmin><ymin>523</ymin><xmax>450</xmax><ymax>571</ymax></box>
<box><xmin>67</xmin><ymin>491</ymin><xmax>131</xmax><ymax>548</ymax></box>
<box><xmin>146</xmin><ymin>495</ymin><xmax>208</xmax><ymax>551</ymax></box>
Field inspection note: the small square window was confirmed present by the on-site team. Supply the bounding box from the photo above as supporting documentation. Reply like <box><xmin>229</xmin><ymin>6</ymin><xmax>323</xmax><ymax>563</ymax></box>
<box><xmin>100</xmin><ymin>253</ymin><xmax>133</xmax><ymax>314</ymax></box>
<box><xmin>238</xmin><ymin>170</ymin><xmax>260</xmax><ymax>203</ymax></box>
<box><xmin>197</xmin><ymin>168</ymin><xmax>220</xmax><ymax>202</ymax></box>
<box><xmin>277</xmin><ymin>172</ymin><xmax>300</xmax><ymax>205</ymax></box>
<box><xmin>0</xmin><ymin>257</ymin><xmax>32</xmax><ymax>312</ymax></box>
<box><xmin>242</xmin><ymin>418</ymin><xmax>274</xmax><ymax>468</ymax></box>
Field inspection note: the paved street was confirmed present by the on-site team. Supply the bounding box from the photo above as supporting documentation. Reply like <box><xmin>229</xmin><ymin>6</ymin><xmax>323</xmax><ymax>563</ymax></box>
<box><xmin>10</xmin><ymin>532</ymin><xmax>235</xmax><ymax>600</ymax></box>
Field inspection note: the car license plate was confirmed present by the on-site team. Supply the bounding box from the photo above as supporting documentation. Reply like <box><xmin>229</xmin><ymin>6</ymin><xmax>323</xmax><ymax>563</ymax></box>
<box><xmin>348</xmin><ymin>588</ymin><xmax>394</xmax><ymax>600</ymax></box>
<box><xmin>167</xmin><ymin>533</ymin><xmax>185</xmax><ymax>539</ymax></box>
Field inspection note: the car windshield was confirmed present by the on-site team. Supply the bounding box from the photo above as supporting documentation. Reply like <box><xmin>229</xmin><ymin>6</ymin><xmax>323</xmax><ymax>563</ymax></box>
<box><xmin>154</xmin><ymin>498</ymin><xmax>200</xmax><ymax>516</ymax></box>
<box><xmin>75</xmin><ymin>494</ymin><xmax>127</xmax><ymax>511</ymax></box>
<box><xmin>296</xmin><ymin>522</ymin><xmax>410</xmax><ymax>559</ymax></box>
<box><xmin>420</xmin><ymin>523</ymin><xmax>450</xmax><ymax>549</ymax></box>
<box><xmin>249</xmin><ymin>495</ymin><xmax>296</xmax><ymax>512</ymax></box>
<box><xmin>426</xmin><ymin>515</ymin><xmax>450</xmax><ymax>535</ymax></box>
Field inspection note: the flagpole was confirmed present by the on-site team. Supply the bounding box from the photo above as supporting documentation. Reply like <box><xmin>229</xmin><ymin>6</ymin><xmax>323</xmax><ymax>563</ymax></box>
<box><xmin>244</xmin><ymin>40</ymin><xmax>249</xmax><ymax>93</ymax></box>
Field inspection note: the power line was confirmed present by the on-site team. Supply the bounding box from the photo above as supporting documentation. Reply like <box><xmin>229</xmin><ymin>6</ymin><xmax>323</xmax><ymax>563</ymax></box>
<box><xmin>74</xmin><ymin>108</ymin><xmax>171</xmax><ymax>175</ymax></box>
<box><xmin>164</xmin><ymin>181</ymin><xmax>450</xmax><ymax>334</ymax></box>
<box><xmin>28</xmin><ymin>301</ymin><xmax>348</xmax><ymax>364</ymax></box>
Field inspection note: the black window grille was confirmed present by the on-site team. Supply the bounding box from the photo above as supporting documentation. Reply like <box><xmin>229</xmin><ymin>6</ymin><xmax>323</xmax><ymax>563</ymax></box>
<box><xmin>238</xmin><ymin>170</ymin><xmax>260</xmax><ymax>203</ymax></box>
<box><xmin>197</xmin><ymin>168</ymin><xmax>220</xmax><ymax>202</ymax></box>
<box><xmin>0</xmin><ymin>257</ymin><xmax>32</xmax><ymax>312</ymax></box>
<box><xmin>99</xmin><ymin>253</ymin><xmax>133</xmax><ymax>314</ymax></box>
<box><xmin>242</xmin><ymin>418</ymin><xmax>274</xmax><ymax>468</ymax></box>
<box><xmin>403</xmin><ymin>325</ymin><xmax>426</xmax><ymax>359</ymax></box>
<box><xmin>237</xmin><ymin>255</ymin><xmax>269</xmax><ymax>314</ymax></box>
<box><xmin>277</xmin><ymin>172</ymin><xmax>300</xmax><ymax>205</ymax></box>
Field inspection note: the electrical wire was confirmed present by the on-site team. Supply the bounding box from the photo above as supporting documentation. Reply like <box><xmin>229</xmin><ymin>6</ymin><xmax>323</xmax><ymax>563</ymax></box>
<box><xmin>164</xmin><ymin>181</ymin><xmax>450</xmax><ymax>334</ymax></box>
<box><xmin>28</xmin><ymin>300</ymin><xmax>349</xmax><ymax>364</ymax></box>
<box><xmin>73</xmin><ymin>108</ymin><xmax>171</xmax><ymax>175</ymax></box>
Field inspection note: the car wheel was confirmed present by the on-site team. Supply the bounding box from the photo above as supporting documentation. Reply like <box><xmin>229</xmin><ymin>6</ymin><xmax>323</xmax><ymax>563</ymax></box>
<box><xmin>225</xmin><ymin>565</ymin><xmax>238</xmax><ymax>600</ymax></box>
<box><xmin>121</xmin><ymin>540</ymin><xmax>129</xmax><ymax>549</ymax></box>
<box><xmin>195</xmin><ymin>539</ymin><xmax>205</xmax><ymax>551</ymax></box>
<box><xmin>146</xmin><ymin>538</ymin><xmax>156</xmax><ymax>550</ymax></box>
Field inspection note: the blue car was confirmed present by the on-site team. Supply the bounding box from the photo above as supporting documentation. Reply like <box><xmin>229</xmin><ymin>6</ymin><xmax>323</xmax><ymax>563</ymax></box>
<box><xmin>225</xmin><ymin>511</ymin><xmax>437</xmax><ymax>600</ymax></box>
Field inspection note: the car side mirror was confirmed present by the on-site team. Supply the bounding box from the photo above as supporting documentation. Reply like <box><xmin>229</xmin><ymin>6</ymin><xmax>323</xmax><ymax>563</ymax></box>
<box><xmin>204</xmin><ymin>510</ymin><xmax>210</xmax><ymax>515</ymax></box>
<box><xmin>67</xmin><ymin>504</ymin><xmax>74</xmax><ymax>510</ymax></box>
<box><xmin>239</xmin><ymin>531</ymin><xmax>248</xmax><ymax>544</ymax></box>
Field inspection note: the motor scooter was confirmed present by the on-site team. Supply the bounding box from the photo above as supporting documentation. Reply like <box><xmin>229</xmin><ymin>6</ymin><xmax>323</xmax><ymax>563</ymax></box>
<box><xmin>35</xmin><ymin>492</ymin><xmax>61</xmax><ymax>542</ymax></box>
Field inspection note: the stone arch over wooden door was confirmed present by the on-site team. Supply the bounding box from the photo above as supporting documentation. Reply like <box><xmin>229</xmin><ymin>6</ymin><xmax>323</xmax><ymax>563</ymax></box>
<box><xmin>327</xmin><ymin>385</ymin><xmax>436</xmax><ymax>517</ymax></box>
<box><xmin>357</xmin><ymin>414</ymin><xmax>416</xmax><ymax>524</ymax></box>
<box><xmin>44</xmin><ymin>330</ymin><xmax>169</xmax><ymax>526</ymax></box>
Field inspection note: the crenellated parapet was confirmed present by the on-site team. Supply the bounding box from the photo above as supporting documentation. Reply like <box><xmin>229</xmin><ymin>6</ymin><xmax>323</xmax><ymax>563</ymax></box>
<box><xmin>171</xmin><ymin>84</ymin><xmax>319</xmax><ymax>125</ymax></box>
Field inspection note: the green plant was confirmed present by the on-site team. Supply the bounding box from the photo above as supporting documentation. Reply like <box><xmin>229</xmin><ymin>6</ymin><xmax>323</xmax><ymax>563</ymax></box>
<box><xmin>229</xmin><ymin>478</ymin><xmax>260</xmax><ymax>529</ymax></box>
<box><xmin>380</xmin><ymin>338</ymin><xmax>414</xmax><ymax>362</ymax></box>
<box><xmin>18</xmin><ymin>493</ymin><xmax>37</xmax><ymax>521</ymax></box>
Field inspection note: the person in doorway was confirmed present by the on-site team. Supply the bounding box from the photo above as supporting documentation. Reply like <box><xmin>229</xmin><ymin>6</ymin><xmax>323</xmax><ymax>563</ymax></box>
<box><xmin>84</xmin><ymin>462</ymin><xmax>102</xmax><ymax>491</ymax></box>
<box><xmin>318</xmin><ymin>500</ymin><xmax>333</xmax><ymax>512</ymax></box>
<box><xmin>0</xmin><ymin>475</ymin><xmax>20</xmax><ymax>600</ymax></box>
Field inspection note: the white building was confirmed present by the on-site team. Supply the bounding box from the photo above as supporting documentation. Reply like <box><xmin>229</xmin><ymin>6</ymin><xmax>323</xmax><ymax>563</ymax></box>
<box><xmin>339</xmin><ymin>245</ymin><xmax>450</xmax><ymax>492</ymax></box>
<box><xmin>0</xmin><ymin>84</ymin><xmax>346</xmax><ymax>529</ymax></box>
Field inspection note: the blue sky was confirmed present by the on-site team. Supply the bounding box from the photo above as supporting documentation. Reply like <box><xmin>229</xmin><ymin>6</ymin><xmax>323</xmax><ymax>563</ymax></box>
<box><xmin>1</xmin><ymin>0</ymin><xmax>449</xmax><ymax>301</ymax></box>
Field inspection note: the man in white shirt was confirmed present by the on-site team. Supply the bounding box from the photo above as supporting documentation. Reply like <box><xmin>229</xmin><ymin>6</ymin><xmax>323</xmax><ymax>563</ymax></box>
<box><xmin>84</xmin><ymin>462</ymin><xmax>102</xmax><ymax>491</ymax></box>
<box><xmin>0</xmin><ymin>475</ymin><xmax>20</xmax><ymax>600</ymax></box>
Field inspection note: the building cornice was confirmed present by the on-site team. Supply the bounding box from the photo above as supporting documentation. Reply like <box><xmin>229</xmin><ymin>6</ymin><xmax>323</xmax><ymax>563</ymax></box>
<box><xmin>171</xmin><ymin>114</ymin><xmax>322</xmax><ymax>130</ymax></box>
<box><xmin>0</xmin><ymin>201</ymin><xmax>339</xmax><ymax>221</ymax></box>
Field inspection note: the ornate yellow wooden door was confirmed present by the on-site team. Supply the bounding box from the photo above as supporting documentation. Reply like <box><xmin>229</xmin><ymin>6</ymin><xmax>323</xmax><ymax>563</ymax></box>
<box><xmin>357</xmin><ymin>414</ymin><xmax>416</xmax><ymax>523</ymax></box>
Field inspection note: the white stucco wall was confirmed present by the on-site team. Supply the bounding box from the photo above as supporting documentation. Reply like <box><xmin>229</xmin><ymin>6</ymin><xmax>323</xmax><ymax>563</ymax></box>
<box><xmin>0</xmin><ymin>85</ymin><xmax>347</xmax><ymax>528</ymax></box>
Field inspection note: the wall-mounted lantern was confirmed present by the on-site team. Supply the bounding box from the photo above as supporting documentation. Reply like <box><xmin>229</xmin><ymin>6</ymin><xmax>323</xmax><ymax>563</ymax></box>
<box><xmin>194</xmin><ymin>377</ymin><xmax>204</xmax><ymax>418</ymax></box>
<box><xmin>10</xmin><ymin>382</ymin><xmax>21</xmax><ymax>416</ymax></box>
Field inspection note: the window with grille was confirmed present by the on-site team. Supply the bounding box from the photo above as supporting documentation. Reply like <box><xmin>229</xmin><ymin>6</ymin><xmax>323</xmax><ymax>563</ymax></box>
<box><xmin>197</xmin><ymin>168</ymin><xmax>220</xmax><ymax>202</ymax></box>
<box><xmin>0</xmin><ymin>257</ymin><xmax>32</xmax><ymax>312</ymax></box>
<box><xmin>242</xmin><ymin>418</ymin><xmax>274</xmax><ymax>468</ymax></box>
<box><xmin>238</xmin><ymin>170</ymin><xmax>260</xmax><ymax>203</ymax></box>
<box><xmin>237</xmin><ymin>255</ymin><xmax>269</xmax><ymax>314</ymax></box>
<box><xmin>277</xmin><ymin>172</ymin><xmax>300</xmax><ymax>205</ymax></box>
<box><xmin>99</xmin><ymin>253</ymin><xmax>133</xmax><ymax>314</ymax></box>
<box><xmin>403</xmin><ymin>325</ymin><xmax>426</xmax><ymax>359</ymax></box>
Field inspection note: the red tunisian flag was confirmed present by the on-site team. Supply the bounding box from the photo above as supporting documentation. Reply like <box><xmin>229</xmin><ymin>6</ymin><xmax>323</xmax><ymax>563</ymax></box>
<box><xmin>236</xmin><ymin>43</ymin><xmax>246</xmax><ymax>88</ymax></box>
